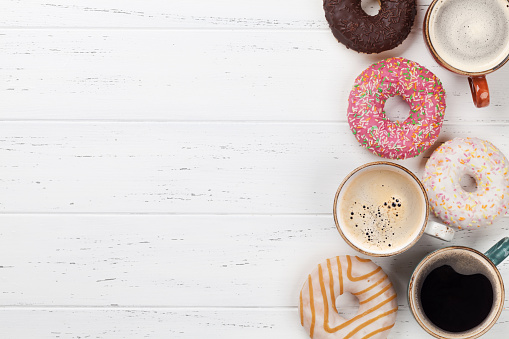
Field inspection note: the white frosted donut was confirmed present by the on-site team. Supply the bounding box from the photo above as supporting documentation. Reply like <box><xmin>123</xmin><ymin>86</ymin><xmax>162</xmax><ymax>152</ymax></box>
<box><xmin>423</xmin><ymin>137</ymin><xmax>509</xmax><ymax>228</ymax></box>
<box><xmin>299</xmin><ymin>255</ymin><xmax>398</xmax><ymax>339</ymax></box>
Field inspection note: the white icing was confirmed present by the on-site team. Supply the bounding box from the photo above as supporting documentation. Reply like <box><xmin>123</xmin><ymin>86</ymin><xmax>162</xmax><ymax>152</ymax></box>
<box><xmin>299</xmin><ymin>256</ymin><xmax>398</xmax><ymax>339</ymax></box>
<box><xmin>423</xmin><ymin>137</ymin><xmax>509</xmax><ymax>228</ymax></box>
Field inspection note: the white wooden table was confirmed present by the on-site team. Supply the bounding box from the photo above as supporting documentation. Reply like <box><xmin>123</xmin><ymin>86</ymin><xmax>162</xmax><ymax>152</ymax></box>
<box><xmin>1</xmin><ymin>1</ymin><xmax>509</xmax><ymax>338</ymax></box>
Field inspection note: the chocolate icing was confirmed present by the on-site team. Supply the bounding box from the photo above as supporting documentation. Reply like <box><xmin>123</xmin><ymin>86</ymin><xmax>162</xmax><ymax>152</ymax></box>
<box><xmin>324</xmin><ymin>0</ymin><xmax>416</xmax><ymax>54</ymax></box>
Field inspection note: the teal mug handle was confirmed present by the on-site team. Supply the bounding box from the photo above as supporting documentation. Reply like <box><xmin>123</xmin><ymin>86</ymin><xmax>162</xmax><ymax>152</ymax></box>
<box><xmin>485</xmin><ymin>237</ymin><xmax>509</xmax><ymax>266</ymax></box>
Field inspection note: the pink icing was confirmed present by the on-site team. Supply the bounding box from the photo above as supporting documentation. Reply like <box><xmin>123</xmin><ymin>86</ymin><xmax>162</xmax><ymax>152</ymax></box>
<box><xmin>348</xmin><ymin>57</ymin><xmax>446</xmax><ymax>159</ymax></box>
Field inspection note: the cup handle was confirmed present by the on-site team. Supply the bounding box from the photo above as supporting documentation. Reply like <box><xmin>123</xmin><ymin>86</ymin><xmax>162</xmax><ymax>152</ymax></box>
<box><xmin>424</xmin><ymin>220</ymin><xmax>455</xmax><ymax>241</ymax></box>
<box><xmin>484</xmin><ymin>237</ymin><xmax>509</xmax><ymax>266</ymax></box>
<box><xmin>468</xmin><ymin>75</ymin><xmax>490</xmax><ymax>108</ymax></box>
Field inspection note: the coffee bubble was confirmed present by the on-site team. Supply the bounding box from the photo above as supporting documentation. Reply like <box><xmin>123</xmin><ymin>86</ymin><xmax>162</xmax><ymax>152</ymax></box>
<box><xmin>337</xmin><ymin>167</ymin><xmax>426</xmax><ymax>254</ymax></box>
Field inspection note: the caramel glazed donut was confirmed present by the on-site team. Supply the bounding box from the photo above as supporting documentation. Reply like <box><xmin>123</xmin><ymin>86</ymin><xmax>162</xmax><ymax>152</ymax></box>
<box><xmin>299</xmin><ymin>256</ymin><xmax>398</xmax><ymax>339</ymax></box>
<box><xmin>323</xmin><ymin>0</ymin><xmax>417</xmax><ymax>53</ymax></box>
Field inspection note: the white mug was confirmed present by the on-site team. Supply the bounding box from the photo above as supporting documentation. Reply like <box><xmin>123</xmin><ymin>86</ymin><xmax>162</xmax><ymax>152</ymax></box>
<box><xmin>333</xmin><ymin>162</ymin><xmax>454</xmax><ymax>257</ymax></box>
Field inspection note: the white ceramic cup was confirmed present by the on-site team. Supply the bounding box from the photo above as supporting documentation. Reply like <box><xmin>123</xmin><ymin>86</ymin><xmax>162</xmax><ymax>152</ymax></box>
<box><xmin>333</xmin><ymin>162</ymin><xmax>454</xmax><ymax>257</ymax></box>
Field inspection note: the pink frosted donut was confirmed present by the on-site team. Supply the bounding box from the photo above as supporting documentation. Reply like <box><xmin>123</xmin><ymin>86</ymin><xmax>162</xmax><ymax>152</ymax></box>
<box><xmin>348</xmin><ymin>57</ymin><xmax>446</xmax><ymax>159</ymax></box>
<box><xmin>423</xmin><ymin>137</ymin><xmax>509</xmax><ymax>228</ymax></box>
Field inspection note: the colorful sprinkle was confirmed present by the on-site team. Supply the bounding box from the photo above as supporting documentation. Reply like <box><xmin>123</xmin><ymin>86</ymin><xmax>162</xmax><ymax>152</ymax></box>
<box><xmin>347</xmin><ymin>57</ymin><xmax>446</xmax><ymax>159</ymax></box>
<box><xmin>423</xmin><ymin>138</ymin><xmax>509</xmax><ymax>229</ymax></box>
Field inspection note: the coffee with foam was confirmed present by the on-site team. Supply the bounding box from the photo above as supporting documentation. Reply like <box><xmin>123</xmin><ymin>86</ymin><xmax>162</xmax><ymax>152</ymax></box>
<box><xmin>428</xmin><ymin>0</ymin><xmax>509</xmax><ymax>73</ymax></box>
<box><xmin>336</xmin><ymin>165</ymin><xmax>426</xmax><ymax>255</ymax></box>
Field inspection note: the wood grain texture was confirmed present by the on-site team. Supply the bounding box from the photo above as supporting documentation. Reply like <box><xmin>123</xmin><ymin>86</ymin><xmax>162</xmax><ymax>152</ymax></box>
<box><xmin>1</xmin><ymin>30</ymin><xmax>509</xmax><ymax>121</ymax></box>
<box><xmin>3</xmin><ymin>0</ymin><xmax>509</xmax><ymax>337</ymax></box>
<box><xmin>1</xmin><ymin>122</ymin><xmax>508</xmax><ymax>213</ymax></box>
<box><xmin>1</xmin><ymin>215</ymin><xmax>508</xmax><ymax>307</ymax></box>
<box><xmin>1</xmin><ymin>307</ymin><xmax>507</xmax><ymax>338</ymax></box>
<box><xmin>0</xmin><ymin>0</ymin><xmax>435</xmax><ymax>29</ymax></box>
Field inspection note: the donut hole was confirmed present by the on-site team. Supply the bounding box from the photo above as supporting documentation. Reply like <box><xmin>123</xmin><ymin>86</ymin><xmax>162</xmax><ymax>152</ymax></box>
<box><xmin>361</xmin><ymin>0</ymin><xmax>381</xmax><ymax>16</ymax></box>
<box><xmin>335</xmin><ymin>292</ymin><xmax>360</xmax><ymax>320</ymax></box>
<box><xmin>460</xmin><ymin>173</ymin><xmax>478</xmax><ymax>192</ymax></box>
<box><xmin>383</xmin><ymin>96</ymin><xmax>411</xmax><ymax>123</ymax></box>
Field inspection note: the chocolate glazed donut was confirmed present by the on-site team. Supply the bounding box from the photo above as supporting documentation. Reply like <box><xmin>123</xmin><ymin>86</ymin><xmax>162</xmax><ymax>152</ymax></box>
<box><xmin>324</xmin><ymin>0</ymin><xmax>416</xmax><ymax>53</ymax></box>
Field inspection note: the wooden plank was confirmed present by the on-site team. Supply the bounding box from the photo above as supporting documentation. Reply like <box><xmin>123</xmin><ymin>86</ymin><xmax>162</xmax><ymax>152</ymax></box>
<box><xmin>0</xmin><ymin>307</ymin><xmax>507</xmax><ymax>338</ymax></box>
<box><xmin>1</xmin><ymin>215</ymin><xmax>508</xmax><ymax>306</ymax></box>
<box><xmin>0</xmin><ymin>0</ymin><xmax>432</xmax><ymax>29</ymax></box>
<box><xmin>1</xmin><ymin>30</ymin><xmax>509</xmax><ymax>121</ymax></box>
<box><xmin>1</xmin><ymin>122</ymin><xmax>509</xmax><ymax>213</ymax></box>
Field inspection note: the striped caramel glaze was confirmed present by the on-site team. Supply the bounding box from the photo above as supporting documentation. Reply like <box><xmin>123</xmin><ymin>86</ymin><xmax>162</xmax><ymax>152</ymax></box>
<box><xmin>299</xmin><ymin>256</ymin><xmax>398</xmax><ymax>339</ymax></box>
<box><xmin>423</xmin><ymin>137</ymin><xmax>509</xmax><ymax>228</ymax></box>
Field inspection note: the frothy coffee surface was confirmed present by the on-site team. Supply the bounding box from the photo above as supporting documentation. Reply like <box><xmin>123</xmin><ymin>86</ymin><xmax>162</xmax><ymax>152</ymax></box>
<box><xmin>429</xmin><ymin>0</ymin><xmax>509</xmax><ymax>73</ymax></box>
<box><xmin>338</xmin><ymin>167</ymin><xmax>426</xmax><ymax>254</ymax></box>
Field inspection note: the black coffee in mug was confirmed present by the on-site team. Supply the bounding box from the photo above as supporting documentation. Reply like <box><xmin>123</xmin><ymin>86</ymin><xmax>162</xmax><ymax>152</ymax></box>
<box><xmin>408</xmin><ymin>244</ymin><xmax>508</xmax><ymax>339</ymax></box>
<box><xmin>420</xmin><ymin>265</ymin><xmax>493</xmax><ymax>332</ymax></box>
